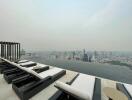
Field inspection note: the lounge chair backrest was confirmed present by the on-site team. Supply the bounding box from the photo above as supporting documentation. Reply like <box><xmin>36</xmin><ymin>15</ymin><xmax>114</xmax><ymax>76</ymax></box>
<box><xmin>38</xmin><ymin>67</ymin><xmax>64</xmax><ymax>79</ymax></box>
<box><xmin>55</xmin><ymin>73</ymin><xmax>95</xmax><ymax>100</ymax></box>
<box><xmin>55</xmin><ymin>81</ymin><xmax>90</xmax><ymax>100</ymax></box>
<box><xmin>124</xmin><ymin>84</ymin><xmax>132</xmax><ymax>97</ymax></box>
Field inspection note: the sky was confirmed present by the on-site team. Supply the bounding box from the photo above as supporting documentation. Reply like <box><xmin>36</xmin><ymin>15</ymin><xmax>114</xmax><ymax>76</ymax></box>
<box><xmin>0</xmin><ymin>0</ymin><xmax>132</xmax><ymax>51</ymax></box>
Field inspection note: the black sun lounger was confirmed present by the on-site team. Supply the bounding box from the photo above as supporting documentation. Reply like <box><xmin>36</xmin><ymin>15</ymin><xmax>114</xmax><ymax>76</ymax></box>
<box><xmin>0</xmin><ymin>58</ymin><xmax>36</xmax><ymax>73</ymax></box>
<box><xmin>1</xmin><ymin>63</ymin><xmax>24</xmax><ymax>74</ymax></box>
<box><xmin>5</xmin><ymin>61</ymin><xmax>38</xmax><ymax>73</ymax></box>
<box><xmin>116</xmin><ymin>83</ymin><xmax>132</xmax><ymax>100</ymax></box>
<box><xmin>51</xmin><ymin>73</ymin><xmax>101</xmax><ymax>100</ymax></box>
<box><xmin>3</xmin><ymin>63</ymin><xmax>49</xmax><ymax>84</ymax></box>
<box><xmin>1</xmin><ymin>61</ymin><xmax>35</xmax><ymax>74</ymax></box>
<box><xmin>0</xmin><ymin>58</ymin><xmax>17</xmax><ymax>73</ymax></box>
<box><xmin>12</xmin><ymin>67</ymin><xmax>66</xmax><ymax>100</ymax></box>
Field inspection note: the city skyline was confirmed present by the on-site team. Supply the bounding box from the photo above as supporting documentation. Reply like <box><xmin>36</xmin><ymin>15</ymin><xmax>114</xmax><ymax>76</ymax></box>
<box><xmin>0</xmin><ymin>0</ymin><xmax>132</xmax><ymax>51</ymax></box>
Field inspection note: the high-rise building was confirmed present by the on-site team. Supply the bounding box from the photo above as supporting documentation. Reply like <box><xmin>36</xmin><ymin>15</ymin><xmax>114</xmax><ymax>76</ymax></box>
<box><xmin>82</xmin><ymin>49</ymin><xmax>88</xmax><ymax>62</ymax></box>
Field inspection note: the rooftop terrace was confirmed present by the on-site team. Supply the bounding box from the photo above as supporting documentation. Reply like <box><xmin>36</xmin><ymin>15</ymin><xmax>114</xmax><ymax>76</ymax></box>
<box><xmin>0</xmin><ymin>63</ymin><xmax>130</xmax><ymax>100</ymax></box>
<box><xmin>0</xmin><ymin>42</ymin><xmax>131</xmax><ymax>100</ymax></box>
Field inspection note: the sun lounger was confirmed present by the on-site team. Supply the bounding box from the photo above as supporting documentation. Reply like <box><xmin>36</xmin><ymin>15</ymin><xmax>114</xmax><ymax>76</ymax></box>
<box><xmin>52</xmin><ymin>73</ymin><xmax>101</xmax><ymax>100</ymax></box>
<box><xmin>1</xmin><ymin>59</ymin><xmax>37</xmax><ymax>73</ymax></box>
<box><xmin>0</xmin><ymin>58</ymin><xmax>17</xmax><ymax>73</ymax></box>
<box><xmin>3</xmin><ymin>63</ymin><xmax>49</xmax><ymax>83</ymax></box>
<box><xmin>0</xmin><ymin>58</ymin><xmax>36</xmax><ymax>73</ymax></box>
<box><xmin>116</xmin><ymin>83</ymin><xmax>132</xmax><ymax>100</ymax></box>
<box><xmin>4</xmin><ymin>61</ymin><xmax>37</xmax><ymax>74</ymax></box>
<box><xmin>12</xmin><ymin>67</ymin><xmax>66</xmax><ymax>100</ymax></box>
<box><xmin>0</xmin><ymin>62</ymin><xmax>8</xmax><ymax>74</ymax></box>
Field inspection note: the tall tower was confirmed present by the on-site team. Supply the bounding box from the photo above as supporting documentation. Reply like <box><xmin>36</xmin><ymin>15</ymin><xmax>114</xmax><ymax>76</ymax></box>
<box><xmin>82</xmin><ymin>49</ymin><xmax>88</xmax><ymax>62</ymax></box>
<box><xmin>72</xmin><ymin>51</ymin><xmax>75</xmax><ymax>59</ymax></box>
<box><xmin>94</xmin><ymin>51</ymin><xmax>98</xmax><ymax>59</ymax></box>
<box><xmin>83</xmin><ymin>49</ymin><xmax>85</xmax><ymax>55</ymax></box>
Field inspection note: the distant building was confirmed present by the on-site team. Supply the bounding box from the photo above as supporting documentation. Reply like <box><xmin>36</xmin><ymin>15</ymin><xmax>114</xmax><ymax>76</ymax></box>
<box><xmin>82</xmin><ymin>49</ymin><xmax>88</xmax><ymax>62</ymax></box>
<box><xmin>72</xmin><ymin>51</ymin><xmax>75</xmax><ymax>59</ymax></box>
<box><xmin>88</xmin><ymin>54</ymin><xmax>92</xmax><ymax>62</ymax></box>
<box><xmin>91</xmin><ymin>55</ymin><xmax>96</xmax><ymax>62</ymax></box>
<box><xmin>94</xmin><ymin>51</ymin><xmax>98</xmax><ymax>59</ymax></box>
<box><xmin>20</xmin><ymin>49</ymin><xmax>26</xmax><ymax>56</ymax></box>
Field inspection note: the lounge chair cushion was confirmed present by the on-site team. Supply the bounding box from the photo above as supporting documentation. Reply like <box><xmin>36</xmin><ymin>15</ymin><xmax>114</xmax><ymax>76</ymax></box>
<box><xmin>22</xmin><ymin>67</ymin><xmax>42</xmax><ymax>79</ymax></box>
<box><xmin>20</xmin><ymin>61</ymin><xmax>36</xmax><ymax>67</ymax></box>
<box><xmin>38</xmin><ymin>68</ymin><xmax>64</xmax><ymax>79</ymax></box>
<box><xmin>27</xmin><ymin>63</ymin><xmax>48</xmax><ymax>70</ymax></box>
<box><xmin>55</xmin><ymin>81</ymin><xmax>90</xmax><ymax>100</ymax></box>
<box><xmin>55</xmin><ymin>73</ymin><xmax>95</xmax><ymax>100</ymax></box>
<box><xmin>71</xmin><ymin>73</ymin><xmax>95</xmax><ymax>100</ymax></box>
<box><xmin>124</xmin><ymin>83</ymin><xmax>132</xmax><ymax>97</ymax></box>
<box><xmin>32</xmin><ymin>63</ymin><xmax>48</xmax><ymax>70</ymax></box>
<box><xmin>26</xmin><ymin>66</ymin><xmax>34</xmax><ymax>70</ymax></box>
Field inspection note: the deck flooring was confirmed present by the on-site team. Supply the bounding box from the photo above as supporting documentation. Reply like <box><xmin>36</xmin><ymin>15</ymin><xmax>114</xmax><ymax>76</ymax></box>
<box><xmin>0</xmin><ymin>66</ymin><xmax>127</xmax><ymax>100</ymax></box>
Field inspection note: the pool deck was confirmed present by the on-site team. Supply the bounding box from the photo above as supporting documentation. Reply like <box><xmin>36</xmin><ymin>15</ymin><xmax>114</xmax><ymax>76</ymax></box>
<box><xmin>0</xmin><ymin>65</ymin><xmax>129</xmax><ymax>100</ymax></box>
<box><xmin>0</xmin><ymin>57</ymin><xmax>130</xmax><ymax>100</ymax></box>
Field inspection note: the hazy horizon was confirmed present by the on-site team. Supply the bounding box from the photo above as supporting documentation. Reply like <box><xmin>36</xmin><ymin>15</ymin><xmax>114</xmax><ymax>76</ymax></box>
<box><xmin>0</xmin><ymin>0</ymin><xmax>132</xmax><ymax>51</ymax></box>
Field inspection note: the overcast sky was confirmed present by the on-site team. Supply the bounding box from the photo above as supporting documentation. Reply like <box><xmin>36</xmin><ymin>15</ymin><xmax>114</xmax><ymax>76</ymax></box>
<box><xmin>0</xmin><ymin>0</ymin><xmax>132</xmax><ymax>51</ymax></box>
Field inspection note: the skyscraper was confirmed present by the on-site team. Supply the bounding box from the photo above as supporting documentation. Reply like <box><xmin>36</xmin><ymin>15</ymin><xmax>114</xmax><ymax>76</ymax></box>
<box><xmin>82</xmin><ymin>49</ymin><xmax>88</xmax><ymax>62</ymax></box>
